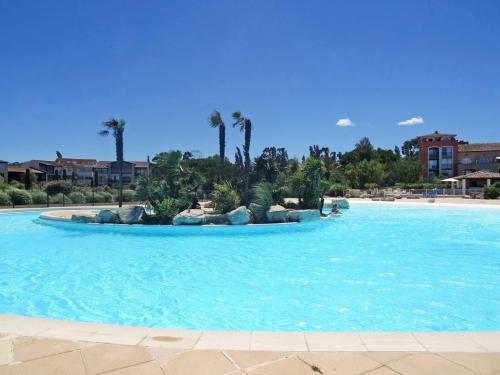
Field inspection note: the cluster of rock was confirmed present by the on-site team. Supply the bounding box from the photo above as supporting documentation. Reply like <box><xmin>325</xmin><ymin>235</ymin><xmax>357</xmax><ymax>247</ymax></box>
<box><xmin>71</xmin><ymin>206</ymin><xmax>147</xmax><ymax>225</ymax></box>
<box><xmin>70</xmin><ymin>202</ymin><xmax>342</xmax><ymax>226</ymax></box>
<box><xmin>172</xmin><ymin>205</ymin><xmax>320</xmax><ymax>226</ymax></box>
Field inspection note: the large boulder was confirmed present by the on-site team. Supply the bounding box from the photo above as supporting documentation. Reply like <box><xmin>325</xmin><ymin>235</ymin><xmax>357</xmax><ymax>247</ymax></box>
<box><xmin>118</xmin><ymin>205</ymin><xmax>146</xmax><ymax>224</ymax></box>
<box><xmin>202</xmin><ymin>213</ymin><xmax>228</xmax><ymax>225</ymax></box>
<box><xmin>172</xmin><ymin>209</ymin><xmax>204</xmax><ymax>225</ymax></box>
<box><xmin>227</xmin><ymin>206</ymin><xmax>250</xmax><ymax>225</ymax></box>
<box><xmin>71</xmin><ymin>214</ymin><xmax>96</xmax><ymax>223</ymax></box>
<box><xmin>265</xmin><ymin>205</ymin><xmax>289</xmax><ymax>223</ymax></box>
<box><xmin>289</xmin><ymin>209</ymin><xmax>320</xmax><ymax>223</ymax></box>
<box><xmin>96</xmin><ymin>209</ymin><xmax>119</xmax><ymax>224</ymax></box>
<box><xmin>332</xmin><ymin>198</ymin><xmax>350</xmax><ymax>209</ymax></box>
<box><xmin>248</xmin><ymin>203</ymin><xmax>266</xmax><ymax>223</ymax></box>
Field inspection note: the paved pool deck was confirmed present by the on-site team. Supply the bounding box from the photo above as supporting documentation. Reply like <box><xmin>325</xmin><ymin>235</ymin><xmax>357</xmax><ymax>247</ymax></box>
<box><xmin>0</xmin><ymin>315</ymin><xmax>499</xmax><ymax>374</ymax></box>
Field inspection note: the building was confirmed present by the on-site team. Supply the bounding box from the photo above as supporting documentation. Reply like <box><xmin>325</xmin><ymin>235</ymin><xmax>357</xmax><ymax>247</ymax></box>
<box><xmin>0</xmin><ymin>160</ymin><xmax>8</xmax><ymax>181</ymax></box>
<box><xmin>457</xmin><ymin>143</ymin><xmax>500</xmax><ymax>175</ymax></box>
<box><xmin>455</xmin><ymin>170</ymin><xmax>500</xmax><ymax>191</ymax></box>
<box><xmin>21</xmin><ymin>158</ymin><xmax>149</xmax><ymax>186</ymax></box>
<box><xmin>418</xmin><ymin>131</ymin><xmax>463</xmax><ymax>180</ymax></box>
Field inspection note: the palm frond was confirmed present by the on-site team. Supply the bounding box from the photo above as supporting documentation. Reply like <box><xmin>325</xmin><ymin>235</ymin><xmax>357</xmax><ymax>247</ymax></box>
<box><xmin>99</xmin><ymin>130</ymin><xmax>109</xmax><ymax>136</ymax></box>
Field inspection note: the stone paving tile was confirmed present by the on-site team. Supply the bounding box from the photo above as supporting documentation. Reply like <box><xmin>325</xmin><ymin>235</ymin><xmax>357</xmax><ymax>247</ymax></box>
<box><xmin>38</xmin><ymin>328</ymin><xmax>95</xmax><ymax>341</ymax></box>
<box><xmin>105</xmin><ymin>360</ymin><xmax>164</xmax><ymax>375</ymax></box>
<box><xmin>147</xmin><ymin>347</ymin><xmax>186</xmax><ymax>367</ymax></box>
<box><xmin>195</xmin><ymin>331</ymin><xmax>251</xmax><ymax>351</ymax></box>
<box><xmin>0</xmin><ymin>340</ymin><xmax>12</xmax><ymax>366</ymax></box>
<box><xmin>9</xmin><ymin>350</ymin><xmax>86</xmax><ymax>375</ymax></box>
<box><xmin>305</xmin><ymin>332</ymin><xmax>367</xmax><ymax>351</ymax></box>
<box><xmin>13</xmin><ymin>336</ymin><xmax>79</xmax><ymax>362</ymax></box>
<box><xmin>224</xmin><ymin>350</ymin><xmax>287</xmax><ymax>370</ymax></box>
<box><xmin>363</xmin><ymin>351</ymin><xmax>412</xmax><ymax>364</ymax></box>
<box><xmin>0</xmin><ymin>365</ymin><xmax>9</xmax><ymax>375</ymax></box>
<box><xmin>251</xmin><ymin>332</ymin><xmax>307</xmax><ymax>352</ymax></box>
<box><xmin>246</xmin><ymin>356</ymin><xmax>317</xmax><ymax>375</ymax></box>
<box><xmin>438</xmin><ymin>352</ymin><xmax>500</xmax><ymax>375</ymax></box>
<box><xmin>359</xmin><ymin>333</ymin><xmax>426</xmax><ymax>352</ymax></box>
<box><xmin>469</xmin><ymin>332</ymin><xmax>500</xmax><ymax>352</ymax></box>
<box><xmin>86</xmin><ymin>333</ymin><xmax>146</xmax><ymax>345</ymax></box>
<box><xmin>363</xmin><ymin>367</ymin><xmax>401</xmax><ymax>375</ymax></box>
<box><xmin>413</xmin><ymin>332</ymin><xmax>487</xmax><ymax>352</ymax></box>
<box><xmin>387</xmin><ymin>353</ymin><xmax>477</xmax><ymax>375</ymax></box>
<box><xmin>161</xmin><ymin>350</ymin><xmax>237</xmax><ymax>375</ymax></box>
<box><xmin>299</xmin><ymin>352</ymin><xmax>381</xmax><ymax>374</ymax></box>
<box><xmin>81</xmin><ymin>343</ymin><xmax>153</xmax><ymax>374</ymax></box>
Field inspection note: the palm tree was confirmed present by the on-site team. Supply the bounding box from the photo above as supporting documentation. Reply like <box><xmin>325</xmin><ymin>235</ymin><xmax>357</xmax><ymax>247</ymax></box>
<box><xmin>232</xmin><ymin>111</ymin><xmax>252</xmax><ymax>202</ymax></box>
<box><xmin>209</xmin><ymin>110</ymin><xmax>226</xmax><ymax>179</ymax></box>
<box><xmin>99</xmin><ymin>118</ymin><xmax>126</xmax><ymax>207</ymax></box>
<box><xmin>55</xmin><ymin>151</ymin><xmax>63</xmax><ymax>181</ymax></box>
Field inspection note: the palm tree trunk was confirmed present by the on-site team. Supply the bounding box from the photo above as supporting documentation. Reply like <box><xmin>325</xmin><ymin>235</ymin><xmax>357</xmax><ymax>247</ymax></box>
<box><xmin>219</xmin><ymin>124</ymin><xmax>225</xmax><ymax>179</ymax></box>
<box><xmin>116</xmin><ymin>129</ymin><xmax>124</xmax><ymax>208</ymax></box>
<box><xmin>243</xmin><ymin>119</ymin><xmax>252</xmax><ymax>203</ymax></box>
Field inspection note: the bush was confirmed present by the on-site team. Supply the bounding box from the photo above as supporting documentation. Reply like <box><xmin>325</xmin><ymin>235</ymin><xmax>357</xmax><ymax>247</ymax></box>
<box><xmin>0</xmin><ymin>192</ymin><xmax>12</xmax><ymax>206</ymax></box>
<box><xmin>483</xmin><ymin>182</ymin><xmax>500</xmax><ymax>199</ymax></box>
<box><xmin>85</xmin><ymin>192</ymin><xmax>105</xmax><ymax>203</ymax></box>
<box><xmin>9</xmin><ymin>180</ymin><xmax>24</xmax><ymax>189</ymax></box>
<box><xmin>157</xmin><ymin>197</ymin><xmax>179</xmax><ymax>224</ymax></box>
<box><xmin>49</xmin><ymin>193</ymin><xmax>71</xmax><ymax>204</ymax></box>
<box><xmin>31</xmin><ymin>191</ymin><xmax>48</xmax><ymax>205</ymax></box>
<box><xmin>301</xmin><ymin>157</ymin><xmax>322</xmax><ymax>209</ymax></box>
<box><xmin>8</xmin><ymin>189</ymin><xmax>33</xmax><ymax>205</ymax></box>
<box><xmin>44</xmin><ymin>181</ymin><xmax>72</xmax><ymax>195</ymax></box>
<box><xmin>121</xmin><ymin>189</ymin><xmax>136</xmax><ymax>202</ymax></box>
<box><xmin>328</xmin><ymin>183</ymin><xmax>346</xmax><ymax>197</ymax></box>
<box><xmin>211</xmin><ymin>181</ymin><xmax>240</xmax><ymax>214</ymax></box>
<box><xmin>101</xmin><ymin>192</ymin><xmax>113</xmax><ymax>203</ymax></box>
<box><xmin>68</xmin><ymin>192</ymin><xmax>86</xmax><ymax>204</ymax></box>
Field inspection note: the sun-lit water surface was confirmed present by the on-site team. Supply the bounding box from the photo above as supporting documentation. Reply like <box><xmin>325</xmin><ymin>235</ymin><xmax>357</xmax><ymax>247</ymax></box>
<box><xmin>0</xmin><ymin>204</ymin><xmax>499</xmax><ymax>331</ymax></box>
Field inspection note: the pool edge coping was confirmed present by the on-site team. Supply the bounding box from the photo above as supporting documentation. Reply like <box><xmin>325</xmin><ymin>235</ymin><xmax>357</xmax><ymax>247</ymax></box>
<box><xmin>1</xmin><ymin>314</ymin><xmax>499</xmax><ymax>352</ymax></box>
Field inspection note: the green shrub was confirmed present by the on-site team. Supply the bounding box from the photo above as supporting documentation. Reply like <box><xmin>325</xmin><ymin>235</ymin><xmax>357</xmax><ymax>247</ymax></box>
<box><xmin>328</xmin><ymin>183</ymin><xmax>346</xmax><ymax>197</ymax></box>
<box><xmin>0</xmin><ymin>192</ymin><xmax>12</xmax><ymax>206</ymax></box>
<box><xmin>31</xmin><ymin>191</ymin><xmax>48</xmax><ymax>205</ymax></box>
<box><xmin>68</xmin><ymin>192</ymin><xmax>86</xmax><ymax>204</ymax></box>
<box><xmin>49</xmin><ymin>193</ymin><xmax>71</xmax><ymax>204</ymax></box>
<box><xmin>121</xmin><ymin>189</ymin><xmax>136</xmax><ymax>202</ymax></box>
<box><xmin>157</xmin><ymin>197</ymin><xmax>179</xmax><ymax>224</ymax></box>
<box><xmin>211</xmin><ymin>181</ymin><xmax>240</xmax><ymax>214</ymax></box>
<box><xmin>301</xmin><ymin>157</ymin><xmax>322</xmax><ymax>209</ymax></box>
<box><xmin>8</xmin><ymin>189</ymin><xmax>33</xmax><ymax>205</ymax></box>
<box><xmin>483</xmin><ymin>182</ymin><xmax>500</xmax><ymax>199</ymax></box>
<box><xmin>84</xmin><ymin>192</ymin><xmax>105</xmax><ymax>203</ymax></box>
<box><xmin>44</xmin><ymin>181</ymin><xmax>72</xmax><ymax>195</ymax></box>
<box><xmin>9</xmin><ymin>180</ymin><xmax>24</xmax><ymax>189</ymax></box>
<box><xmin>101</xmin><ymin>192</ymin><xmax>113</xmax><ymax>203</ymax></box>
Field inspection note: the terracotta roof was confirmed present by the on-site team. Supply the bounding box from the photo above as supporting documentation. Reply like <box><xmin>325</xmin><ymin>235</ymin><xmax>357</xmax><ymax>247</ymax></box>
<box><xmin>455</xmin><ymin>170</ymin><xmax>500</xmax><ymax>180</ymax></box>
<box><xmin>131</xmin><ymin>161</ymin><xmax>149</xmax><ymax>168</ymax></box>
<box><xmin>8</xmin><ymin>166</ymin><xmax>45</xmax><ymax>174</ymax></box>
<box><xmin>458</xmin><ymin>143</ymin><xmax>500</xmax><ymax>152</ymax></box>
<box><xmin>419</xmin><ymin>131</ymin><xmax>457</xmax><ymax>138</ymax></box>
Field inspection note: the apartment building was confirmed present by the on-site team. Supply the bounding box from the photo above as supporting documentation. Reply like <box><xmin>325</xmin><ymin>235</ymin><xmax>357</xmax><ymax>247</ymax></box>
<box><xmin>418</xmin><ymin>132</ymin><xmax>462</xmax><ymax>180</ymax></box>
<box><xmin>457</xmin><ymin>143</ymin><xmax>500</xmax><ymax>175</ymax></box>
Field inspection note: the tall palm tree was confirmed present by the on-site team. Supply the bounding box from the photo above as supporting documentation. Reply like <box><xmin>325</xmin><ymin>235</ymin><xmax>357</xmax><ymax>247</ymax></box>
<box><xmin>56</xmin><ymin>151</ymin><xmax>63</xmax><ymax>181</ymax></box>
<box><xmin>99</xmin><ymin>118</ymin><xmax>126</xmax><ymax>207</ymax></box>
<box><xmin>209</xmin><ymin>110</ymin><xmax>226</xmax><ymax>179</ymax></box>
<box><xmin>232</xmin><ymin>111</ymin><xmax>252</xmax><ymax>202</ymax></box>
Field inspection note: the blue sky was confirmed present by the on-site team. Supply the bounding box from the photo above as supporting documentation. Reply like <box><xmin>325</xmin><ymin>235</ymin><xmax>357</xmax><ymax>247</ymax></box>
<box><xmin>1</xmin><ymin>0</ymin><xmax>499</xmax><ymax>162</ymax></box>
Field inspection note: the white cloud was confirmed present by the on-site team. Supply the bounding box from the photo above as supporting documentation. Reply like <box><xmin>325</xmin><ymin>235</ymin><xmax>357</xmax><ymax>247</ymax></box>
<box><xmin>336</xmin><ymin>118</ymin><xmax>353</xmax><ymax>127</ymax></box>
<box><xmin>398</xmin><ymin>116</ymin><xmax>424</xmax><ymax>126</ymax></box>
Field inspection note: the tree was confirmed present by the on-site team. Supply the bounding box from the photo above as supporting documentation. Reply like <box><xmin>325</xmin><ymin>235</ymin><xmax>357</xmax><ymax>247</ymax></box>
<box><xmin>99</xmin><ymin>118</ymin><xmax>126</xmax><ymax>207</ymax></box>
<box><xmin>232</xmin><ymin>111</ymin><xmax>252</xmax><ymax>203</ymax></box>
<box><xmin>56</xmin><ymin>151</ymin><xmax>63</xmax><ymax>181</ymax></box>
<box><xmin>401</xmin><ymin>138</ymin><xmax>420</xmax><ymax>157</ymax></box>
<box><xmin>300</xmin><ymin>157</ymin><xmax>322</xmax><ymax>209</ymax></box>
<box><xmin>24</xmin><ymin>168</ymin><xmax>33</xmax><ymax>190</ymax></box>
<box><xmin>209</xmin><ymin>110</ymin><xmax>226</xmax><ymax>179</ymax></box>
<box><xmin>354</xmin><ymin>137</ymin><xmax>374</xmax><ymax>161</ymax></box>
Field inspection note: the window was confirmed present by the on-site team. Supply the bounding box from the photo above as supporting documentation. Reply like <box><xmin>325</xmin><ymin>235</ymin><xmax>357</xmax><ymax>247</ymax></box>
<box><xmin>428</xmin><ymin>159</ymin><xmax>439</xmax><ymax>171</ymax></box>
<box><xmin>441</xmin><ymin>147</ymin><xmax>453</xmax><ymax>159</ymax></box>
<box><xmin>441</xmin><ymin>159</ymin><xmax>453</xmax><ymax>170</ymax></box>
<box><xmin>428</xmin><ymin>148</ymin><xmax>439</xmax><ymax>159</ymax></box>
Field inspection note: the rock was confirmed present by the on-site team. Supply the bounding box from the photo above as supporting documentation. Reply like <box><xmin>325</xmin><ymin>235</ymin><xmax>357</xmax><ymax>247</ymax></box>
<box><xmin>382</xmin><ymin>196</ymin><xmax>395</xmax><ymax>202</ymax></box>
<box><xmin>289</xmin><ymin>209</ymin><xmax>320</xmax><ymax>222</ymax></box>
<box><xmin>71</xmin><ymin>214</ymin><xmax>95</xmax><ymax>223</ymax></box>
<box><xmin>428</xmin><ymin>198</ymin><xmax>435</xmax><ymax>203</ymax></box>
<box><xmin>172</xmin><ymin>209</ymin><xmax>204</xmax><ymax>225</ymax></box>
<box><xmin>117</xmin><ymin>205</ymin><xmax>146</xmax><ymax>224</ymax></box>
<box><xmin>96</xmin><ymin>209</ymin><xmax>119</xmax><ymax>224</ymax></box>
<box><xmin>265</xmin><ymin>205</ymin><xmax>289</xmax><ymax>223</ymax></box>
<box><xmin>249</xmin><ymin>203</ymin><xmax>266</xmax><ymax>223</ymax></box>
<box><xmin>348</xmin><ymin>189</ymin><xmax>362</xmax><ymax>198</ymax></box>
<box><xmin>227</xmin><ymin>206</ymin><xmax>250</xmax><ymax>225</ymax></box>
<box><xmin>332</xmin><ymin>198</ymin><xmax>350</xmax><ymax>209</ymax></box>
<box><xmin>202</xmin><ymin>213</ymin><xmax>228</xmax><ymax>225</ymax></box>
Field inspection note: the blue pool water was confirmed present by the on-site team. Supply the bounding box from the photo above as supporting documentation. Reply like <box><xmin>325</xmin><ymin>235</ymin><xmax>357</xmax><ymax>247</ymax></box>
<box><xmin>0</xmin><ymin>204</ymin><xmax>499</xmax><ymax>332</ymax></box>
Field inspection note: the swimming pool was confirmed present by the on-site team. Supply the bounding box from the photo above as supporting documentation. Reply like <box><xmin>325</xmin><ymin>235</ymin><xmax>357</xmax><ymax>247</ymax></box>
<box><xmin>0</xmin><ymin>204</ymin><xmax>499</xmax><ymax>332</ymax></box>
